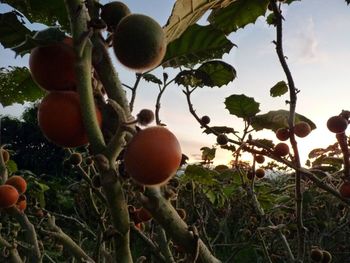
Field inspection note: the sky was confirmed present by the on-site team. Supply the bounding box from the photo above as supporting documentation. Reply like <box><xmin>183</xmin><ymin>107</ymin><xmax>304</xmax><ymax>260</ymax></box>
<box><xmin>1</xmin><ymin>0</ymin><xmax>350</xmax><ymax>166</ymax></box>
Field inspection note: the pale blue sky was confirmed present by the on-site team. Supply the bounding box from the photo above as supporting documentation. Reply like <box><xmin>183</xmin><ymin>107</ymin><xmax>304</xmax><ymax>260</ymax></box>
<box><xmin>1</xmin><ymin>0</ymin><xmax>350</xmax><ymax>165</ymax></box>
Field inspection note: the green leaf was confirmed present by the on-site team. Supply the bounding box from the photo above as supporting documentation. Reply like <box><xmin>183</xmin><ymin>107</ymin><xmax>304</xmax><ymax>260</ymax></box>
<box><xmin>0</xmin><ymin>12</ymin><xmax>32</xmax><ymax>50</ymax></box>
<box><xmin>251</xmin><ymin>110</ymin><xmax>317</xmax><ymax>132</ymax></box>
<box><xmin>251</xmin><ymin>139</ymin><xmax>274</xmax><ymax>149</ymax></box>
<box><xmin>183</xmin><ymin>165</ymin><xmax>217</xmax><ymax>185</ymax></box>
<box><xmin>203</xmin><ymin>126</ymin><xmax>236</xmax><ymax>135</ymax></box>
<box><xmin>208</xmin><ymin>0</ymin><xmax>269</xmax><ymax>34</ymax></box>
<box><xmin>270</xmin><ymin>81</ymin><xmax>288</xmax><ymax>97</ymax></box>
<box><xmin>162</xmin><ymin>24</ymin><xmax>235</xmax><ymax>68</ymax></box>
<box><xmin>196</xmin><ymin>60</ymin><xmax>236</xmax><ymax>87</ymax></box>
<box><xmin>142</xmin><ymin>73</ymin><xmax>162</xmax><ymax>85</ymax></box>
<box><xmin>266</xmin><ymin>13</ymin><xmax>277</xmax><ymax>26</ymax></box>
<box><xmin>6</xmin><ymin>160</ymin><xmax>18</xmax><ymax>174</ymax></box>
<box><xmin>200</xmin><ymin>146</ymin><xmax>216</xmax><ymax>161</ymax></box>
<box><xmin>224</xmin><ymin>94</ymin><xmax>260</xmax><ymax>119</ymax></box>
<box><xmin>0</xmin><ymin>67</ymin><xmax>45</xmax><ymax>106</ymax></box>
<box><xmin>3</xmin><ymin>0</ymin><xmax>70</xmax><ymax>32</ymax></box>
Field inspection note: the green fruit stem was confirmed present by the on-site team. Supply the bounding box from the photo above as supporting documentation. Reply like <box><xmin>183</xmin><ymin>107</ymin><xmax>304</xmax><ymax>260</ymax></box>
<box><xmin>66</xmin><ymin>0</ymin><xmax>106</xmax><ymax>154</ymax></box>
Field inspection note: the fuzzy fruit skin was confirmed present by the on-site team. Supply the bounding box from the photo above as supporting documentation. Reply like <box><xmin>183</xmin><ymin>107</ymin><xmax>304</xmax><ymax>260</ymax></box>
<box><xmin>276</xmin><ymin>128</ymin><xmax>290</xmax><ymax>141</ymax></box>
<box><xmin>38</xmin><ymin>91</ymin><xmax>102</xmax><ymax>148</ymax></box>
<box><xmin>327</xmin><ymin>115</ymin><xmax>348</xmax><ymax>133</ymax></box>
<box><xmin>273</xmin><ymin>143</ymin><xmax>289</xmax><ymax>157</ymax></box>
<box><xmin>5</xmin><ymin>176</ymin><xmax>27</xmax><ymax>195</ymax></box>
<box><xmin>200</xmin><ymin>116</ymin><xmax>211</xmax><ymax>125</ymax></box>
<box><xmin>339</xmin><ymin>182</ymin><xmax>350</xmax><ymax>198</ymax></box>
<box><xmin>255</xmin><ymin>155</ymin><xmax>265</xmax><ymax>164</ymax></box>
<box><xmin>124</xmin><ymin>126</ymin><xmax>182</xmax><ymax>186</ymax></box>
<box><xmin>217</xmin><ymin>134</ymin><xmax>228</xmax><ymax>145</ymax></box>
<box><xmin>29</xmin><ymin>38</ymin><xmax>76</xmax><ymax>91</ymax></box>
<box><xmin>100</xmin><ymin>1</ymin><xmax>131</xmax><ymax>32</ymax></box>
<box><xmin>294</xmin><ymin>121</ymin><xmax>311</xmax><ymax>138</ymax></box>
<box><xmin>0</xmin><ymin>185</ymin><xmax>19</xmax><ymax>209</ymax></box>
<box><xmin>255</xmin><ymin>168</ymin><xmax>265</xmax><ymax>179</ymax></box>
<box><xmin>321</xmin><ymin>251</ymin><xmax>332</xmax><ymax>263</ymax></box>
<box><xmin>113</xmin><ymin>14</ymin><xmax>166</xmax><ymax>72</ymax></box>
<box><xmin>1</xmin><ymin>149</ymin><xmax>10</xmax><ymax>163</ymax></box>
<box><xmin>310</xmin><ymin>248</ymin><xmax>323</xmax><ymax>262</ymax></box>
<box><xmin>137</xmin><ymin>109</ymin><xmax>154</xmax><ymax>126</ymax></box>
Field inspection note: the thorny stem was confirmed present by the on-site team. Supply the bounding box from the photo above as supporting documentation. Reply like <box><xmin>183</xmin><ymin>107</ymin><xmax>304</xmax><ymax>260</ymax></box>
<box><xmin>271</xmin><ymin>1</ymin><xmax>305</xmax><ymax>261</ymax></box>
<box><xmin>129</xmin><ymin>73</ymin><xmax>143</xmax><ymax>113</ymax></box>
<box><xmin>155</xmin><ymin>78</ymin><xmax>176</xmax><ymax>125</ymax></box>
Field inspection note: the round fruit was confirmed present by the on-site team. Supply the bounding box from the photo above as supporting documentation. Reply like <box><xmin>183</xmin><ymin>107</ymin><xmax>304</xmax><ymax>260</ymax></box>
<box><xmin>255</xmin><ymin>168</ymin><xmax>265</xmax><ymax>179</ymax></box>
<box><xmin>0</xmin><ymin>185</ymin><xmax>19</xmax><ymax>209</ymax></box>
<box><xmin>339</xmin><ymin>182</ymin><xmax>350</xmax><ymax>198</ymax></box>
<box><xmin>100</xmin><ymin>1</ymin><xmax>131</xmax><ymax>32</ymax></box>
<box><xmin>136</xmin><ymin>207</ymin><xmax>152</xmax><ymax>223</ymax></box>
<box><xmin>273</xmin><ymin>143</ymin><xmax>290</xmax><ymax>157</ymax></box>
<box><xmin>327</xmin><ymin>115</ymin><xmax>348</xmax><ymax>134</ymax></box>
<box><xmin>217</xmin><ymin>134</ymin><xmax>228</xmax><ymax>145</ymax></box>
<box><xmin>16</xmin><ymin>195</ymin><xmax>27</xmax><ymax>212</ymax></box>
<box><xmin>276</xmin><ymin>128</ymin><xmax>290</xmax><ymax>141</ymax></box>
<box><xmin>137</xmin><ymin>109</ymin><xmax>154</xmax><ymax>126</ymax></box>
<box><xmin>176</xmin><ymin>208</ymin><xmax>187</xmax><ymax>220</ymax></box>
<box><xmin>200</xmin><ymin>116</ymin><xmax>211</xmax><ymax>125</ymax></box>
<box><xmin>69</xmin><ymin>153</ymin><xmax>83</xmax><ymax>166</ymax></box>
<box><xmin>5</xmin><ymin>176</ymin><xmax>27</xmax><ymax>195</ymax></box>
<box><xmin>124</xmin><ymin>126</ymin><xmax>182</xmax><ymax>186</ymax></box>
<box><xmin>113</xmin><ymin>14</ymin><xmax>166</xmax><ymax>72</ymax></box>
<box><xmin>310</xmin><ymin>248</ymin><xmax>323</xmax><ymax>262</ymax></box>
<box><xmin>1</xmin><ymin>149</ymin><xmax>10</xmax><ymax>163</ymax></box>
<box><xmin>294</xmin><ymin>121</ymin><xmax>311</xmax><ymax>138</ymax></box>
<box><xmin>255</xmin><ymin>155</ymin><xmax>265</xmax><ymax>164</ymax></box>
<box><xmin>321</xmin><ymin>251</ymin><xmax>332</xmax><ymax>263</ymax></box>
<box><xmin>38</xmin><ymin>91</ymin><xmax>102</xmax><ymax>148</ymax></box>
<box><xmin>29</xmin><ymin>37</ymin><xmax>77</xmax><ymax>91</ymax></box>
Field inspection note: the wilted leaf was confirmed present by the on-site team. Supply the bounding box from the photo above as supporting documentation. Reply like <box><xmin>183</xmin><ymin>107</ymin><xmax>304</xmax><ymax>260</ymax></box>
<box><xmin>0</xmin><ymin>67</ymin><xmax>45</xmax><ymax>106</ymax></box>
<box><xmin>225</xmin><ymin>94</ymin><xmax>260</xmax><ymax>119</ymax></box>
<box><xmin>208</xmin><ymin>0</ymin><xmax>269</xmax><ymax>34</ymax></box>
<box><xmin>270</xmin><ymin>81</ymin><xmax>288</xmax><ymax>97</ymax></box>
<box><xmin>251</xmin><ymin>110</ymin><xmax>316</xmax><ymax>132</ymax></box>
<box><xmin>162</xmin><ymin>24</ymin><xmax>235</xmax><ymax>68</ymax></box>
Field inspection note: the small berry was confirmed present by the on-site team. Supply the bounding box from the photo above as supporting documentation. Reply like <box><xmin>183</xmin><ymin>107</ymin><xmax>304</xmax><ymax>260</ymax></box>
<box><xmin>276</xmin><ymin>128</ymin><xmax>290</xmax><ymax>141</ymax></box>
<box><xmin>255</xmin><ymin>155</ymin><xmax>265</xmax><ymax>164</ymax></box>
<box><xmin>69</xmin><ymin>152</ymin><xmax>83</xmax><ymax>166</ymax></box>
<box><xmin>321</xmin><ymin>250</ymin><xmax>332</xmax><ymax>263</ymax></box>
<box><xmin>217</xmin><ymin>134</ymin><xmax>228</xmax><ymax>145</ymax></box>
<box><xmin>200</xmin><ymin>116</ymin><xmax>210</xmax><ymax>125</ymax></box>
<box><xmin>310</xmin><ymin>248</ymin><xmax>323</xmax><ymax>262</ymax></box>
<box><xmin>327</xmin><ymin>115</ymin><xmax>348</xmax><ymax>133</ymax></box>
<box><xmin>255</xmin><ymin>168</ymin><xmax>265</xmax><ymax>179</ymax></box>
<box><xmin>273</xmin><ymin>143</ymin><xmax>289</xmax><ymax>157</ymax></box>
<box><xmin>136</xmin><ymin>109</ymin><xmax>154</xmax><ymax>126</ymax></box>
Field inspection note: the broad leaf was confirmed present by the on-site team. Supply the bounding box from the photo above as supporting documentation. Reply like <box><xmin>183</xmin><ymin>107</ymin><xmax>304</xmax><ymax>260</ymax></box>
<box><xmin>142</xmin><ymin>73</ymin><xmax>162</xmax><ymax>85</ymax></box>
<box><xmin>0</xmin><ymin>67</ymin><xmax>45</xmax><ymax>106</ymax></box>
<box><xmin>0</xmin><ymin>12</ymin><xmax>32</xmax><ymax>50</ymax></box>
<box><xmin>162</xmin><ymin>24</ymin><xmax>235</xmax><ymax>68</ymax></box>
<box><xmin>164</xmin><ymin>0</ymin><xmax>237</xmax><ymax>43</ymax></box>
<box><xmin>200</xmin><ymin>146</ymin><xmax>216</xmax><ymax>161</ymax></box>
<box><xmin>270</xmin><ymin>81</ymin><xmax>288</xmax><ymax>97</ymax></box>
<box><xmin>203</xmin><ymin>126</ymin><xmax>236</xmax><ymax>134</ymax></box>
<box><xmin>3</xmin><ymin>0</ymin><xmax>70</xmax><ymax>32</ymax></box>
<box><xmin>251</xmin><ymin>110</ymin><xmax>317</xmax><ymax>132</ymax></box>
<box><xmin>208</xmin><ymin>0</ymin><xmax>269</xmax><ymax>34</ymax></box>
<box><xmin>225</xmin><ymin>94</ymin><xmax>260</xmax><ymax>119</ymax></box>
<box><xmin>183</xmin><ymin>164</ymin><xmax>217</xmax><ymax>185</ymax></box>
<box><xmin>251</xmin><ymin>139</ymin><xmax>274</xmax><ymax>149</ymax></box>
<box><xmin>196</xmin><ymin>60</ymin><xmax>236</xmax><ymax>87</ymax></box>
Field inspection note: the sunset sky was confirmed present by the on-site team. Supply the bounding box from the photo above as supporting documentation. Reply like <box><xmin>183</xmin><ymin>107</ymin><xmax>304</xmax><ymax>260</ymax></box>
<box><xmin>1</xmin><ymin>0</ymin><xmax>350</xmax><ymax>165</ymax></box>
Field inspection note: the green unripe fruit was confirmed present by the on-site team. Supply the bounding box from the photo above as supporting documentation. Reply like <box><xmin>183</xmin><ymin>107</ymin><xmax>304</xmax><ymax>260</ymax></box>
<box><xmin>113</xmin><ymin>14</ymin><xmax>166</xmax><ymax>72</ymax></box>
<box><xmin>294</xmin><ymin>121</ymin><xmax>311</xmax><ymax>138</ymax></box>
<box><xmin>217</xmin><ymin>134</ymin><xmax>228</xmax><ymax>145</ymax></box>
<box><xmin>100</xmin><ymin>1</ymin><xmax>131</xmax><ymax>32</ymax></box>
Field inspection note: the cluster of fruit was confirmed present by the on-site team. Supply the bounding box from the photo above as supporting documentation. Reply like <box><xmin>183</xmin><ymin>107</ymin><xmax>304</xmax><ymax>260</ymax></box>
<box><xmin>29</xmin><ymin>36</ymin><xmax>102</xmax><ymax>148</ymax></box>
<box><xmin>310</xmin><ymin>248</ymin><xmax>332</xmax><ymax>263</ymax></box>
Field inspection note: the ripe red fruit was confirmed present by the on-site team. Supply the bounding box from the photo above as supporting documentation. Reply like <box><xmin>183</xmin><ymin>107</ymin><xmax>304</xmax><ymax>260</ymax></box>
<box><xmin>29</xmin><ymin>37</ymin><xmax>77</xmax><ymax>91</ymax></box>
<box><xmin>16</xmin><ymin>195</ymin><xmax>27</xmax><ymax>212</ymax></box>
<box><xmin>273</xmin><ymin>143</ymin><xmax>290</xmax><ymax>157</ymax></box>
<box><xmin>1</xmin><ymin>149</ymin><xmax>10</xmax><ymax>163</ymax></box>
<box><xmin>327</xmin><ymin>115</ymin><xmax>348</xmax><ymax>133</ymax></box>
<box><xmin>0</xmin><ymin>185</ymin><xmax>19</xmax><ymax>209</ymax></box>
<box><xmin>294</xmin><ymin>121</ymin><xmax>311</xmax><ymax>138</ymax></box>
<box><xmin>134</xmin><ymin>207</ymin><xmax>152</xmax><ymax>223</ymax></box>
<box><xmin>124</xmin><ymin>126</ymin><xmax>182</xmax><ymax>186</ymax></box>
<box><xmin>255</xmin><ymin>155</ymin><xmax>265</xmax><ymax>164</ymax></box>
<box><xmin>113</xmin><ymin>14</ymin><xmax>166</xmax><ymax>72</ymax></box>
<box><xmin>255</xmin><ymin>168</ymin><xmax>265</xmax><ymax>179</ymax></box>
<box><xmin>38</xmin><ymin>91</ymin><xmax>102</xmax><ymax>148</ymax></box>
<box><xmin>339</xmin><ymin>182</ymin><xmax>350</xmax><ymax>198</ymax></box>
<box><xmin>276</xmin><ymin>128</ymin><xmax>290</xmax><ymax>141</ymax></box>
<box><xmin>5</xmin><ymin>176</ymin><xmax>27</xmax><ymax>195</ymax></box>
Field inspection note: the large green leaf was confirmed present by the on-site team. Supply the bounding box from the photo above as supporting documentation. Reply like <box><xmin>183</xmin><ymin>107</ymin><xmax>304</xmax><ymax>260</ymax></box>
<box><xmin>183</xmin><ymin>164</ymin><xmax>218</xmax><ymax>185</ymax></box>
<box><xmin>224</xmin><ymin>94</ymin><xmax>260</xmax><ymax>119</ymax></box>
<box><xmin>251</xmin><ymin>110</ymin><xmax>317</xmax><ymax>132</ymax></box>
<box><xmin>0</xmin><ymin>67</ymin><xmax>45</xmax><ymax>106</ymax></box>
<box><xmin>162</xmin><ymin>24</ymin><xmax>235</xmax><ymax>68</ymax></box>
<box><xmin>3</xmin><ymin>0</ymin><xmax>70</xmax><ymax>31</ymax></box>
<box><xmin>208</xmin><ymin>0</ymin><xmax>269</xmax><ymax>34</ymax></box>
<box><xmin>175</xmin><ymin>60</ymin><xmax>236</xmax><ymax>88</ymax></box>
<box><xmin>0</xmin><ymin>12</ymin><xmax>32</xmax><ymax>49</ymax></box>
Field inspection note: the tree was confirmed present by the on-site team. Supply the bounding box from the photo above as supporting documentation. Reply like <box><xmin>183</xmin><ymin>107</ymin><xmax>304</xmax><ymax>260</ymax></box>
<box><xmin>1</xmin><ymin>0</ymin><xmax>350</xmax><ymax>262</ymax></box>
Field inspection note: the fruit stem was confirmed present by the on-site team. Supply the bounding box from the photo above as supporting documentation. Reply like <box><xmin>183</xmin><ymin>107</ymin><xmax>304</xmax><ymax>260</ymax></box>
<box><xmin>155</xmin><ymin>77</ymin><xmax>175</xmax><ymax>125</ymax></box>
<box><xmin>66</xmin><ymin>0</ymin><xmax>106</xmax><ymax>154</ymax></box>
